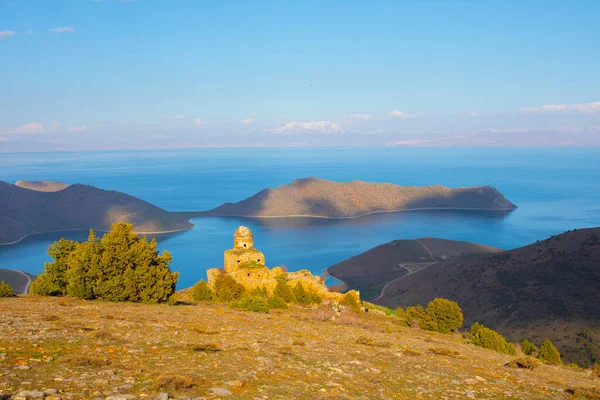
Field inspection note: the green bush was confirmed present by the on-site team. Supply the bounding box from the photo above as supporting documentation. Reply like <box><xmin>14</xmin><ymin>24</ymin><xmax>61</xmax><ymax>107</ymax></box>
<box><xmin>340</xmin><ymin>291</ymin><xmax>361</xmax><ymax>312</ymax></box>
<box><xmin>425</xmin><ymin>298</ymin><xmax>464</xmax><ymax>334</ymax></box>
<box><xmin>0</xmin><ymin>280</ymin><xmax>13</xmax><ymax>297</ymax></box>
<box><xmin>230</xmin><ymin>294</ymin><xmax>270</xmax><ymax>313</ymax></box>
<box><xmin>267</xmin><ymin>295</ymin><xmax>288</xmax><ymax>309</ymax></box>
<box><xmin>30</xmin><ymin>273</ymin><xmax>62</xmax><ymax>296</ymax></box>
<box><xmin>394</xmin><ymin>307</ymin><xmax>411</xmax><ymax>327</ymax></box>
<box><xmin>469</xmin><ymin>322</ymin><xmax>517</xmax><ymax>355</ymax></box>
<box><xmin>538</xmin><ymin>338</ymin><xmax>562</xmax><ymax>365</ymax></box>
<box><xmin>405</xmin><ymin>305</ymin><xmax>436</xmax><ymax>330</ymax></box>
<box><xmin>30</xmin><ymin>224</ymin><xmax>179</xmax><ymax>303</ymax></box>
<box><xmin>520</xmin><ymin>339</ymin><xmax>538</xmax><ymax>356</ymax></box>
<box><xmin>273</xmin><ymin>275</ymin><xmax>295</xmax><ymax>302</ymax></box>
<box><xmin>191</xmin><ymin>280</ymin><xmax>213</xmax><ymax>301</ymax></box>
<box><xmin>213</xmin><ymin>274</ymin><xmax>245</xmax><ymax>302</ymax></box>
<box><xmin>293</xmin><ymin>282</ymin><xmax>312</xmax><ymax>305</ymax></box>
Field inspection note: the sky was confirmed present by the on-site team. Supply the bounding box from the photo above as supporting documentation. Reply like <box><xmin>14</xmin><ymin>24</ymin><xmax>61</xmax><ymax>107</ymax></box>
<box><xmin>1</xmin><ymin>0</ymin><xmax>600</xmax><ymax>151</ymax></box>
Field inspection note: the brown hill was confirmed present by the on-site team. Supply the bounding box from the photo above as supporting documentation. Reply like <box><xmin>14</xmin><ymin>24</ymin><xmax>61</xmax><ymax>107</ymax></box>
<box><xmin>1</xmin><ymin>295</ymin><xmax>598</xmax><ymax>399</ymax></box>
<box><xmin>328</xmin><ymin>238</ymin><xmax>502</xmax><ymax>299</ymax></box>
<box><xmin>0</xmin><ymin>181</ymin><xmax>194</xmax><ymax>245</ymax></box>
<box><xmin>352</xmin><ymin>228</ymin><xmax>600</xmax><ymax>366</ymax></box>
<box><xmin>202</xmin><ymin>177</ymin><xmax>517</xmax><ymax>218</ymax></box>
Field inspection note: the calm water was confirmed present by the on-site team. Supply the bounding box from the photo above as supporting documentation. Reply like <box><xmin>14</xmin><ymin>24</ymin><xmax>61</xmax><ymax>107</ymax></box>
<box><xmin>1</xmin><ymin>147</ymin><xmax>599</xmax><ymax>289</ymax></box>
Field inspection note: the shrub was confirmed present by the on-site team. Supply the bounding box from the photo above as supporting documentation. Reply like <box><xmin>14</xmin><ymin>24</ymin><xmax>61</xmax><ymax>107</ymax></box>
<box><xmin>0</xmin><ymin>280</ymin><xmax>13</xmax><ymax>297</ymax></box>
<box><xmin>538</xmin><ymin>338</ymin><xmax>562</xmax><ymax>365</ymax></box>
<box><xmin>405</xmin><ymin>305</ymin><xmax>436</xmax><ymax>330</ymax></box>
<box><xmin>520</xmin><ymin>339</ymin><xmax>538</xmax><ymax>356</ymax></box>
<box><xmin>425</xmin><ymin>298</ymin><xmax>464</xmax><ymax>334</ymax></box>
<box><xmin>273</xmin><ymin>275</ymin><xmax>295</xmax><ymax>302</ymax></box>
<box><xmin>30</xmin><ymin>273</ymin><xmax>62</xmax><ymax>296</ymax></box>
<box><xmin>469</xmin><ymin>322</ymin><xmax>517</xmax><ymax>355</ymax></box>
<box><xmin>267</xmin><ymin>295</ymin><xmax>288</xmax><ymax>309</ymax></box>
<box><xmin>31</xmin><ymin>224</ymin><xmax>178</xmax><ymax>303</ymax></box>
<box><xmin>191</xmin><ymin>280</ymin><xmax>213</xmax><ymax>301</ymax></box>
<box><xmin>394</xmin><ymin>307</ymin><xmax>411</xmax><ymax>327</ymax></box>
<box><xmin>429</xmin><ymin>347</ymin><xmax>461</xmax><ymax>358</ymax></box>
<box><xmin>506</xmin><ymin>356</ymin><xmax>540</xmax><ymax>370</ymax></box>
<box><xmin>190</xmin><ymin>343</ymin><xmax>221</xmax><ymax>352</ymax></box>
<box><xmin>593</xmin><ymin>362</ymin><xmax>600</xmax><ymax>377</ymax></box>
<box><xmin>340</xmin><ymin>290</ymin><xmax>361</xmax><ymax>312</ymax></box>
<box><xmin>230</xmin><ymin>294</ymin><xmax>270</xmax><ymax>313</ymax></box>
<box><xmin>213</xmin><ymin>274</ymin><xmax>245</xmax><ymax>302</ymax></box>
<box><xmin>292</xmin><ymin>282</ymin><xmax>312</xmax><ymax>305</ymax></box>
<box><xmin>153</xmin><ymin>375</ymin><xmax>195</xmax><ymax>391</ymax></box>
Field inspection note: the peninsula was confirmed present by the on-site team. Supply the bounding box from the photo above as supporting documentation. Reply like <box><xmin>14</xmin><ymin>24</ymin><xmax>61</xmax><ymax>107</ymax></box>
<box><xmin>0</xmin><ymin>180</ymin><xmax>194</xmax><ymax>245</ymax></box>
<box><xmin>202</xmin><ymin>177</ymin><xmax>517</xmax><ymax>219</ymax></box>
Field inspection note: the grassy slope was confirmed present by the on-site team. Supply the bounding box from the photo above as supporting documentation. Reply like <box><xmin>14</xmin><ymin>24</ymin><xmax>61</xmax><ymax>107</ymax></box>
<box><xmin>1</xmin><ymin>295</ymin><xmax>598</xmax><ymax>399</ymax></box>
<box><xmin>378</xmin><ymin>228</ymin><xmax>600</xmax><ymax>367</ymax></box>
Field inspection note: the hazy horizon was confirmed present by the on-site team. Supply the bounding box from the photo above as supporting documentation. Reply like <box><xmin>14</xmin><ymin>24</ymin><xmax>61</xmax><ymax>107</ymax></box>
<box><xmin>1</xmin><ymin>0</ymin><xmax>599</xmax><ymax>151</ymax></box>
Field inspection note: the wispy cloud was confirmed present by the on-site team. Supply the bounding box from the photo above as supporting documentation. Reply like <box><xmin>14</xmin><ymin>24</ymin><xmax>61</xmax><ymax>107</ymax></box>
<box><xmin>519</xmin><ymin>101</ymin><xmax>600</xmax><ymax>114</ymax></box>
<box><xmin>68</xmin><ymin>125</ymin><xmax>88</xmax><ymax>132</ymax></box>
<box><xmin>49</xmin><ymin>27</ymin><xmax>74</xmax><ymax>34</ymax></box>
<box><xmin>241</xmin><ymin>118</ymin><xmax>252</xmax><ymax>124</ymax></box>
<box><xmin>345</xmin><ymin>113</ymin><xmax>373</xmax><ymax>120</ymax></box>
<box><xmin>193</xmin><ymin>118</ymin><xmax>203</xmax><ymax>125</ymax></box>
<box><xmin>1</xmin><ymin>122</ymin><xmax>46</xmax><ymax>135</ymax></box>
<box><xmin>151</xmin><ymin>134</ymin><xmax>167</xmax><ymax>140</ymax></box>
<box><xmin>0</xmin><ymin>31</ymin><xmax>16</xmax><ymax>39</ymax></box>
<box><xmin>249</xmin><ymin>112</ymin><xmax>256</xmax><ymax>117</ymax></box>
<box><xmin>166</xmin><ymin>114</ymin><xmax>186</xmax><ymax>120</ymax></box>
<box><xmin>388</xmin><ymin>110</ymin><xmax>415</xmax><ymax>118</ymax></box>
<box><xmin>269</xmin><ymin>121</ymin><xmax>345</xmax><ymax>135</ymax></box>
<box><xmin>25</xmin><ymin>30</ymin><xmax>33</xmax><ymax>35</ymax></box>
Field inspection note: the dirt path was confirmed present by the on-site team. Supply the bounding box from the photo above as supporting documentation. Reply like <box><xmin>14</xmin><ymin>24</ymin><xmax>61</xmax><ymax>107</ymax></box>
<box><xmin>416</xmin><ymin>238</ymin><xmax>436</xmax><ymax>261</ymax></box>
<box><xmin>372</xmin><ymin>262</ymin><xmax>437</xmax><ymax>302</ymax></box>
<box><xmin>15</xmin><ymin>270</ymin><xmax>32</xmax><ymax>294</ymax></box>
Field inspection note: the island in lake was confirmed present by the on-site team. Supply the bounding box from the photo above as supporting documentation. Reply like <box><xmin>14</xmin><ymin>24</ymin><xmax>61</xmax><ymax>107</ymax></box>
<box><xmin>0</xmin><ymin>180</ymin><xmax>194</xmax><ymax>245</ymax></box>
<box><xmin>201</xmin><ymin>177</ymin><xmax>517</xmax><ymax>218</ymax></box>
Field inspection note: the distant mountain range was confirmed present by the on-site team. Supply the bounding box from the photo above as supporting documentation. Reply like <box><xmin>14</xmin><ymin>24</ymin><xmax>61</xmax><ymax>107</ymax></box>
<box><xmin>329</xmin><ymin>228</ymin><xmax>600</xmax><ymax>366</ymax></box>
<box><xmin>202</xmin><ymin>177</ymin><xmax>517</xmax><ymax>218</ymax></box>
<box><xmin>0</xmin><ymin>180</ymin><xmax>193</xmax><ymax>245</ymax></box>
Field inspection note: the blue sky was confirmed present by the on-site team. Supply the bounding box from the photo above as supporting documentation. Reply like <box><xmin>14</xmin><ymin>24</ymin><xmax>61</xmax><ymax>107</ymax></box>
<box><xmin>1</xmin><ymin>0</ymin><xmax>599</xmax><ymax>150</ymax></box>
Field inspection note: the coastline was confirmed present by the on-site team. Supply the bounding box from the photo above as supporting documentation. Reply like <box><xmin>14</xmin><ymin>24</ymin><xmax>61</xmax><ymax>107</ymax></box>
<box><xmin>201</xmin><ymin>205</ymin><xmax>517</xmax><ymax>220</ymax></box>
<box><xmin>0</xmin><ymin>225</ymin><xmax>194</xmax><ymax>247</ymax></box>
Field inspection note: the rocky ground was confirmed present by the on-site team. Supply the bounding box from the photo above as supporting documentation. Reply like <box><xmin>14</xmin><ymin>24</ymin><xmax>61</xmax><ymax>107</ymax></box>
<box><xmin>1</xmin><ymin>295</ymin><xmax>599</xmax><ymax>400</ymax></box>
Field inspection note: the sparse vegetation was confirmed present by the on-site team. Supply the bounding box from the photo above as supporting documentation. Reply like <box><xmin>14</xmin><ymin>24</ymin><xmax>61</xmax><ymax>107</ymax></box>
<box><xmin>190</xmin><ymin>343</ymin><xmax>221</xmax><ymax>352</ymax></box>
<box><xmin>230</xmin><ymin>294</ymin><xmax>270</xmax><ymax>313</ymax></box>
<box><xmin>213</xmin><ymin>273</ymin><xmax>245</xmax><ymax>302</ymax></box>
<box><xmin>469</xmin><ymin>322</ymin><xmax>517</xmax><ymax>355</ymax></box>
<box><xmin>506</xmin><ymin>356</ymin><xmax>541</xmax><ymax>370</ymax></box>
<box><xmin>539</xmin><ymin>338</ymin><xmax>562</xmax><ymax>365</ymax></box>
<box><xmin>190</xmin><ymin>279</ymin><xmax>213</xmax><ymax>301</ymax></box>
<box><xmin>0</xmin><ymin>280</ymin><xmax>13</xmax><ymax>297</ymax></box>
<box><xmin>340</xmin><ymin>290</ymin><xmax>361</xmax><ymax>312</ymax></box>
<box><xmin>429</xmin><ymin>347</ymin><xmax>461</xmax><ymax>358</ymax></box>
<box><xmin>153</xmin><ymin>375</ymin><xmax>195</xmax><ymax>391</ymax></box>
<box><xmin>521</xmin><ymin>338</ymin><xmax>539</xmax><ymax>356</ymax></box>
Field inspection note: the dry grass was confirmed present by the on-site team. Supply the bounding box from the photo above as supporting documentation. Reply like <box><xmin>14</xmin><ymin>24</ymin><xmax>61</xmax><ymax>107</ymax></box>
<box><xmin>429</xmin><ymin>347</ymin><xmax>461</xmax><ymax>358</ymax></box>
<box><xmin>506</xmin><ymin>356</ymin><xmax>541</xmax><ymax>370</ymax></box>
<box><xmin>42</xmin><ymin>313</ymin><xmax>60</xmax><ymax>321</ymax></box>
<box><xmin>190</xmin><ymin>342</ymin><xmax>221</xmax><ymax>352</ymax></box>
<box><xmin>1</xmin><ymin>295</ymin><xmax>599</xmax><ymax>399</ymax></box>
<box><xmin>153</xmin><ymin>375</ymin><xmax>195</xmax><ymax>391</ymax></box>
<box><xmin>564</xmin><ymin>387</ymin><xmax>600</xmax><ymax>399</ymax></box>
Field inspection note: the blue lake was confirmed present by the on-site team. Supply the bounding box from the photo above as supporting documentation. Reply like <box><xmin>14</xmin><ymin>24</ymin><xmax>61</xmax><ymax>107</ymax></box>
<box><xmin>1</xmin><ymin>147</ymin><xmax>599</xmax><ymax>289</ymax></box>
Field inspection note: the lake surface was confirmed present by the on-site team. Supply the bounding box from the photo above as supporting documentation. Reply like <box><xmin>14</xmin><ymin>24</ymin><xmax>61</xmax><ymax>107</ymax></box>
<box><xmin>1</xmin><ymin>147</ymin><xmax>599</xmax><ymax>289</ymax></box>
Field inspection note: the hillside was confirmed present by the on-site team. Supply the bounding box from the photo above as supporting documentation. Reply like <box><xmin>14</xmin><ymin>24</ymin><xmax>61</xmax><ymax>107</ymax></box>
<box><xmin>328</xmin><ymin>238</ymin><xmax>502</xmax><ymax>299</ymax></box>
<box><xmin>1</xmin><ymin>296</ymin><xmax>599</xmax><ymax>399</ymax></box>
<box><xmin>0</xmin><ymin>181</ymin><xmax>193</xmax><ymax>245</ymax></box>
<box><xmin>202</xmin><ymin>177</ymin><xmax>517</xmax><ymax>219</ymax></box>
<box><xmin>15</xmin><ymin>180</ymin><xmax>70</xmax><ymax>192</ymax></box>
<box><xmin>0</xmin><ymin>268</ymin><xmax>35</xmax><ymax>294</ymax></box>
<box><xmin>369</xmin><ymin>228</ymin><xmax>600</xmax><ymax>366</ymax></box>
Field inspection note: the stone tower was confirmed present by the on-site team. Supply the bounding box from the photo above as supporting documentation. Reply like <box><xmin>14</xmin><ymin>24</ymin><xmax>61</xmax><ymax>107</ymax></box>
<box><xmin>223</xmin><ymin>226</ymin><xmax>266</xmax><ymax>273</ymax></box>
